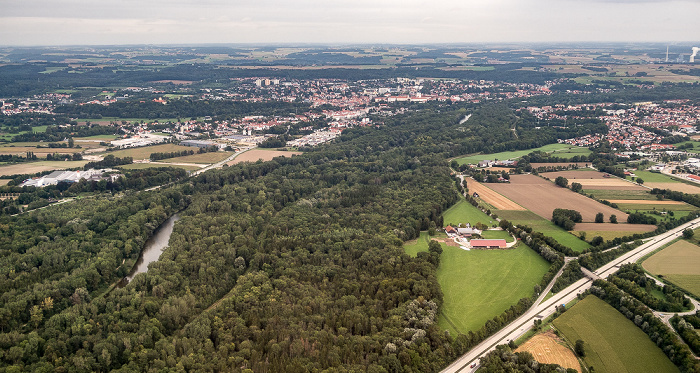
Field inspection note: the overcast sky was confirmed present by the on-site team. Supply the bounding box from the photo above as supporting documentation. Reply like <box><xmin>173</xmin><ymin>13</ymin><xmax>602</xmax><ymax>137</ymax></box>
<box><xmin>1</xmin><ymin>0</ymin><xmax>699</xmax><ymax>45</ymax></box>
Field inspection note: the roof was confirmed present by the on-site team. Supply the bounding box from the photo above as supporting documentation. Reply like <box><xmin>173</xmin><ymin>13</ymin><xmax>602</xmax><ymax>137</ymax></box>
<box><xmin>470</xmin><ymin>239</ymin><xmax>507</xmax><ymax>247</ymax></box>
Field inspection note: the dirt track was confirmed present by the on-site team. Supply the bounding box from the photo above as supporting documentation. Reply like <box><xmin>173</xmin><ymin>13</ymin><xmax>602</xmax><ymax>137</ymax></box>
<box><xmin>468</xmin><ymin>180</ymin><xmax>525</xmax><ymax>210</ymax></box>
<box><xmin>515</xmin><ymin>332</ymin><xmax>580</xmax><ymax>372</ymax></box>
<box><xmin>488</xmin><ymin>174</ymin><xmax>628</xmax><ymax>222</ymax></box>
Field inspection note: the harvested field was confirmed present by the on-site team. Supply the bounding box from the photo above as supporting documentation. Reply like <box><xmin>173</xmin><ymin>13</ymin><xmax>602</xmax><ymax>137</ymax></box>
<box><xmin>646</xmin><ymin>182</ymin><xmax>700</xmax><ymax>195</ymax></box>
<box><xmin>608</xmin><ymin>199</ymin><xmax>685</xmax><ymax>205</ymax></box>
<box><xmin>542</xmin><ymin>170</ymin><xmax>608</xmax><ymax>180</ymax></box>
<box><xmin>228</xmin><ymin>149</ymin><xmax>301</xmax><ymax>165</ymax></box>
<box><xmin>573</xmin><ymin>223</ymin><xmax>656</xmax><ymax>232</ymax></box>
<box><xmin>542</xmin><ymin>170</ymin><xmax>646</xmax><ymax>190</ymax></box>
<box><xmin>553</xmin><ymin>296</ymin><xmax>679</xmax><ymax>373</ymax></box>
<box><xmin>488</xmin><ymin>174</ymin><xmax>629</xmax><ymax>222</ymax></box>
<box><xmin>0</xmin><ymin>180</ymin><xmax>10</xmax><ymax>186</ymax></box>
<box><xmin>0</xmin><ymin>161</ymin><xmax>88</xmax><ymax>176</ymax></box>
<box><xmin>515</xmin><ymin>332</ymin><xmax>580</xmax><ymax>372</ymax></box>
<box><xmin>531</xmin><ymin>162</ymin><xmax>591</xmax><ymax>169</ymax></box>
<box><xmin>643</xmin><ymin>240</ymin><xmax>700</xmax><ymax>298</ymax></box>
<box><xmin>468</xmin><ymin>180</ymin><xmax>525</xmax><ymax>210</ymax></box>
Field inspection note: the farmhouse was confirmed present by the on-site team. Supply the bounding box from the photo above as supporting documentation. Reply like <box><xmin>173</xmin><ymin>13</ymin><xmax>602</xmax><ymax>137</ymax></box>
<box><xmin>470</xmin><ymin>239</ymin><xmax>507</xmax><ymax>249</ymax></box>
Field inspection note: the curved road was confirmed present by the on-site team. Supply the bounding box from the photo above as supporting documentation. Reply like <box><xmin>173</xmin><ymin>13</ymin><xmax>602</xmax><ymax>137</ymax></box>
<box><xmin>442</xmin><ymin>217</ymin><xmax>700</xmax><ymax>373</ymax></box>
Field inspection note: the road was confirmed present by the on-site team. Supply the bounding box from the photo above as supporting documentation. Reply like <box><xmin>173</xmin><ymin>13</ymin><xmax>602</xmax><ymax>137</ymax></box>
<box><xmin>441</xmin><ymin>216</ymin><xmax>700</xmax><ymax>373</ymax></box>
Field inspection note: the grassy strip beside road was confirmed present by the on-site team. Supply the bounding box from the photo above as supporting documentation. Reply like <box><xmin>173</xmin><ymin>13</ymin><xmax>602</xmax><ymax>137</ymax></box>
<box><xmin>553</xmin><ymin>295</ymin><xmax>679</xmax><ymax>373</ymax></box>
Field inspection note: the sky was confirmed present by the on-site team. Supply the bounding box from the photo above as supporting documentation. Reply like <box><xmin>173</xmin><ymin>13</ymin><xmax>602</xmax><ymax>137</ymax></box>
<box><xmin>1</xmin><ymin>0</ymin><xmax>699</xmax><ymax>45</ymax></box>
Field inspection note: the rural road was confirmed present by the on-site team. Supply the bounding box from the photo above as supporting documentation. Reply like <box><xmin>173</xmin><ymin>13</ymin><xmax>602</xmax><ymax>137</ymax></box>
<box><xmin>441</xmin><ymin>216</ymin><xmax>700</xmax><ymax>373</ymax></box>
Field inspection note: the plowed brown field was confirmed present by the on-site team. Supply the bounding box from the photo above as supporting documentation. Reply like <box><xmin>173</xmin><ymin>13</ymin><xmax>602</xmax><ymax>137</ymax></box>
<box><xmin>516</xmin><ymin>332</ymin><xmax>580</xmax><ymax>372</ymax></box>
<box><xmin>488</xmin><ymin>174</ymin><xmax>629</xmax><ymax>222</ymax></box>
<box><xmin>468</xmin><ymin>179</ymin><xmax>525</xmax><ymax>210</ymax></box>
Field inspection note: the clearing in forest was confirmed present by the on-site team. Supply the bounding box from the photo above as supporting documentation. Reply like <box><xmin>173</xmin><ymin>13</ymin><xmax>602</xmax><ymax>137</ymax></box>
<box><xmin>515</xmin><ymin>331</ymin><xmax>580</xmax><ymax>372</ymax></box>
<box><xmin>467</xmin><ymin>179</ymin><xmax>525</xmax><ymax>210</ymax></box>
<box><xmin>553</xmin><ymin>296</ymin><xmax>679</xmax><ymax>373</ymax></box>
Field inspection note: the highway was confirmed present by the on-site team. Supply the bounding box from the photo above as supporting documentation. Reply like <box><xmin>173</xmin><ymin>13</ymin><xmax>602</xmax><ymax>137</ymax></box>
<box><xmin>441</xmin><ymin>216</ymin><xmax>700</xmax><ymax>373</ymax></box>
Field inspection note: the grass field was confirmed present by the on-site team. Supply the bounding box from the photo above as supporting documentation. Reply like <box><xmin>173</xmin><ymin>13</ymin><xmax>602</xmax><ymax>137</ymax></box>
<box><xmin>158</xmin><ymin>151</ymin><xmax>232</xmax><ymax>164</ymax></box>
<box><xmin>442</xmin><ymin>199</ymin><xmax>497</xmax><ymax>227</ymax></box>
<box><xmin>403</xmin><ymin>231</ymin><xmax>447</xmax><ymax>257</ymax></box>
<box><xmin>642</xmin><ymin>240</ymin><xmax>700</xmax><ymax>298</ymax></box>
<box><xmin>103</xmin><ymin>144</ymin><xmax>193</xmax><ymax>160</ymax></box>
<box><xmin>435</xmin><ymin>244</ymin><xmax>549</xmax><ymax>335</ymax></box>
<box><xmin>496</xmin><ymin>210</ymin><xmax>591</xmax><ymax>252</ymax></box>
<box><xmin>117</xmin><ymin>163</ymin><xmax>202</xmax><ymax>171</ymax></box>
<box><xmin>628</xmin><ymin>170</ymin><xmax>680</xmax><ymax>183</ymax></box>
<box><xmin>553</xmin><ymin>295</ymin><xmax>679</xmax><ymax>373</ymax></box>
<box><xmin>482</xmin><ymin>229</ymin><xmax>514</xmax><ymax>242</ymax></box>
<box><xmin>455</xmin><ymin>144</ymin><xmax>590</xmax><ymax>165</ymax></box>
<box><xmin>489</xmin><ymin>174</ymin><xmax>628</xmax><ymax>223</ymax></box>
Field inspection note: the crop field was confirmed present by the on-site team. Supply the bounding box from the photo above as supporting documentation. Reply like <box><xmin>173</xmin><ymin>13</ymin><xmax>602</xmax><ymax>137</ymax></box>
<box><xmin>117</xmin><ymin>163</ymin><xmax>202</xmax><ymax>171</ymax></box>
<box><xmin>455</xmin><ymin>144</ymin><xmax>589</xmax><ymax>165</ymax></box>
<box><xmin>158</xmin><ymin>151</ymin><xmax>232</xmax><ymax>164</ymax></box>
<box><xmin>585</xmin><ymin>189</ymin><xmax>654</xmax><ymax>201</ymax></box>
<box><xmin>104</xmin><ymin>144</ymin><xmax>192</xmax><ymax>160</ymax></box>
<box><xmin>0</xmin><ymin>161</ymin><xmax>88</xmax><ymax>176</ymax></box>
<box><xmin>0</xmin><ymin>146</ymin><xmax>83</xmax><ymax>156</ymax></box>
<box><xmin>228</xmin><ymin>149</ymin><xmax>302</xmax><ymax>165</ymax></box>
<box><xmin>467</xmin><ymin>179</ymin><xmax>525</xmax><ymax>210</ymax></box>
<box><xmin>573</xmin><ymin>223</ymin><xmax>657</xmax><ymax>241</ymax></box>
<box><xmin>436</xmin><ymin>244</ymin><xmax>549</xmax><ymax>335</ymax></box>
<box><xmin>542</xmin><ymin>170</ymin><xmax>646</xmax><ymax>190</ymax></box>
<box><xmin>530</xmin><ymin>162</ymin><xmax>592</xmax><ymax>169</ymax></box>
<box><xmin>646</xmin><ymin>182</ymin><xmax>700</xmax><ymax>195</ymax></box>
<box><xmin>496</xmin><ymin>210</ymin><xmax>590</xmax><ymax>252</ymax></box>
<box><xmin>608</xmin><ymin>199</ymin><xmax>685</xmax><ymax>205</ymax></box>
<box><xmin>553</xmin><ymin>296</ymin><xmax>679</xmax><ymax>373</ymax></box>
<box><xmin>515</xmin><ymin>331</ymin><xmax>580</xmax><ymax>372</ymax></box>
<box><xmin>488</xmin><ymin>175</ymin><xmax>629</xmax><ymax>222</ymax></box>
<box><xmin>642</xmin><ymin>240</ymin><xmax>700</xmax><ymax>298</ymax></box>
<box><xmin>442</xmin><ymin>199</ymin><xmax>497</xmax><ymax>227</ymax></box>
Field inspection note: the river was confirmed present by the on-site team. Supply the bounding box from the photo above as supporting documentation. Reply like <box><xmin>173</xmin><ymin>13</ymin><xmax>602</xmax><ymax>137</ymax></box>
<box><xmin>121</xmin><ymin>214</ymin><xmax>179</xmax><ymax>285</ymax></box>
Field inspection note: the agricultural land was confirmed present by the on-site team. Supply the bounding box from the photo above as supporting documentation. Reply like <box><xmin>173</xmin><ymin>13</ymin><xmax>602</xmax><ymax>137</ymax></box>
<box><xmin>642</xmin><ymin>240</ymin><xmax>700</xmax><ymax>298</ymax></box>
<box><xmin>553</xmin><ymin>296</ymin><xmax>679</xmax><ymax>373</ymax></box>
<box><xmin>515</xmin><ymin>331</ymin><xmax>580</xmax><ymax>372</ymax></box>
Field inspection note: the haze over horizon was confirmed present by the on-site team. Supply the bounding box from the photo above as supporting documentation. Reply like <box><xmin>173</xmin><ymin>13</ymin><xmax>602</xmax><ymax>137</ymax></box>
<box><xmin>1</xmin><ymin>0</ymin><xmax>700</xmax><ymax>46</ymax></box>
